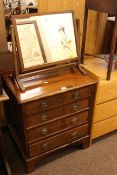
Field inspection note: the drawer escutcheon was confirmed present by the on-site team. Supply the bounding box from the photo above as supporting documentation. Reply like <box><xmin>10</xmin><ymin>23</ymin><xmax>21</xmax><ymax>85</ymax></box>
<box><xmin>42</xmin><ymin>143</ymin><xmax>49</xmax><ymax>150</ymax></box>
<box><xmin>73</xmin><ymin>91</ymin><xmax>80</xmax><ymax>100</ymax></box>
<box><xmin>72</xmin><ymin>117</ymin><xmax>78</xmax><ymax>125</ymax></box>
<box><xmin>41</xmin><ymin>114</ymin><xmax>48</xmax><ymax>121</ymax></box>
<box><xmin>72</xmin><ymin>105</ymin><xmax>79</xmax><ymax>112</ymax></box>
<box><xmin>72</xmin><ymin>131</ymin><xmax>79</xmax><ymax>139</ymax></box>
<box><xmin>42</xmin><ymin>128</ymin><xmax>49</xmax><ymax>136</ymax></box>
<box><xmin>41</xmin><ymin>101</ymin><xmax>49</xmax><ymax>108</ymax></box>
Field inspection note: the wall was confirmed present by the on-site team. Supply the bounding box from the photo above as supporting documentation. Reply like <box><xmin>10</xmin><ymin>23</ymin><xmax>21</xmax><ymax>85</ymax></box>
<box><xmin>37</xmin><ymin>0</ymin><xmax>107</xmax><ymax>54</ymax></box>
<box><xmin>0</xmin><ymin>0</ymin><xmax>107</xmax><ymax>54</ymax></box>
<box><xmin>0</xmin><ymin>1</ymin><xmax>8</xmax><ymax>52</ymax></box>
<box><xmin>86</xmin><ymin>11</ymin><xmax>107</xmax><ymax>55</ymax></box>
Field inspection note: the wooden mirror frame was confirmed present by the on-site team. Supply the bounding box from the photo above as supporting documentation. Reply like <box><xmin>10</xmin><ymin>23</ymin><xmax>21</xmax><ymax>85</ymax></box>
<box><xmin>12</xmin><ymin>11</ymin><xmax>80</xmax><ymax>71</ymax></box>
<box><xmin>11</xmin><ymin>11</ymin><xmax>83</xmax><ymax>92</ymax></box>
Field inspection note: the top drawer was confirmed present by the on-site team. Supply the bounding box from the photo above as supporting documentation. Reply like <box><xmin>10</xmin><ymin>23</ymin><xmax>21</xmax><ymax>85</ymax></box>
<box><xmin>23</xmin><ymin>94</ymin><xmax>64</xmax><ymax>115</ymax></box>
<box><xmin>23</xmin><ymin>86</ymin><xmax>92</xmax><ymax>116</ymax></box>
<box><xmin>64</xmin><ymin>86</ymin><xmax>92</xmax><ymax>102</ymax></box>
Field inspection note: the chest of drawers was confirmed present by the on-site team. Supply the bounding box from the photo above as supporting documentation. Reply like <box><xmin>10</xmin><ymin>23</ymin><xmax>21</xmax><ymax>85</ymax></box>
<box><xmin>3</xmin><ymin>67</ymin><xmax>97</xmax><ymax>172</ymax></box>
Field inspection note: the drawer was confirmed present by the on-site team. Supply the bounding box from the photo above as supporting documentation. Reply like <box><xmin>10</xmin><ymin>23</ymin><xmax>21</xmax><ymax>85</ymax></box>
<box><xmin>64</xmin><ymin>86</ymin><xmax>92</xmax><ymax>103</ymax></box>
<box><xmin>29</xmin><ymin>124</ymin><xmax>89</xmax><ymax>158</ymax></box>
<box><xmin>26</xmin><ymin>98</ymin><xmax>90</xmax><ymax>128</ymax></box>
<box><xmin>92</xmin><ymin>115</ymin><xmax>117</xmax><ymax>139</ymax></box>
<box><xmin>27</xmin><ymin>110</ymin><xmax>89</xmax><ymax>142</ymax></box>
<box><xmin>23</xmin><ymin>94</ymin><xmax>64</xmax><ymax>115</ymax></box>
<box><xmin>64</xmin><ymin>98</ymin><xmax>90</xmax><ymax>114</ymax></box>
<box><xmin>26</xmin><ymin>106</ymin><xmax>64</xmax><ymax>128</ymax></box>
<box><xmin>23</xmin><ymin>86</ymin><xmax>92</xmax><ymax>116</ymax></box>
<box><xmin>93</xmin><ymin>98</ymin><xmax>117</xmax><ymax>123</ymax></box>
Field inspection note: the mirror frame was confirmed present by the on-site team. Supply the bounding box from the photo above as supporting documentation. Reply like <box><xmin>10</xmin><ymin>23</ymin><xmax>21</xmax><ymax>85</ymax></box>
<box><xmin>12</xmin><ymin>11</ymin><xmax>80</xmax><ymax>74</ymax></box>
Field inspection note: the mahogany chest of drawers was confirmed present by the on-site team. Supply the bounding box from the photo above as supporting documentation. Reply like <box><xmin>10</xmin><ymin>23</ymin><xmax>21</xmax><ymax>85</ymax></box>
<box><xmin>3</xmin><ymin>67</ymin><xmax>97</xmax><ymax>172</ymax></box>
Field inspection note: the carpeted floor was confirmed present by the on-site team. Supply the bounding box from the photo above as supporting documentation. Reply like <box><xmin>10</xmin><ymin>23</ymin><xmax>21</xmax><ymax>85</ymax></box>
<box><xmin>2</xmin><ymin>129</ymin><xmax>117</xmax><ymax>175</ymax></box>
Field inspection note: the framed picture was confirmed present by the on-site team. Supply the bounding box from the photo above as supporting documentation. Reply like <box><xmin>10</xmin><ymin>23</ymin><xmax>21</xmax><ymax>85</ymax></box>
<box><xmin>15</xmin><ymin>20</ymin><xmax>46</xmax><ymax>71</ymax></box>
<box><xmin>12</xmin><ymin>11</ymin><xmax>79</xmax><ymax>73</ymax></box>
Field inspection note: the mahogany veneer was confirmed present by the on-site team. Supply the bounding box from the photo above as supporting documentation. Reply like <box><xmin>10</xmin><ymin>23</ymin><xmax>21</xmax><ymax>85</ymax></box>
<box><xmin>3</xmin><ymin>65</ymin><xmax>97</xmax><ymax>172</ymax></box>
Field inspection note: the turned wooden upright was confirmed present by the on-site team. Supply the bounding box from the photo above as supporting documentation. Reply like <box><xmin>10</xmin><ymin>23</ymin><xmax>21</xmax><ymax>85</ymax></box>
<box><xmin>81</xmin><ymin>0</ymin><xmax>117</xmax><ymax>80</ymax></box>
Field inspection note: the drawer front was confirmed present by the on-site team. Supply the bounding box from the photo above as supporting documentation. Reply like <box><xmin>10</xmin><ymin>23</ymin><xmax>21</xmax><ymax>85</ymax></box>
<box><xmin>27</xmin><ymin>110</ymin><xmax>89</xmax><ymax>142</ymax></box>
<box><xmin>64</xmin><ymin>86</ymin><xmax>92</xmax><ymax>103</ymax></box>
<box><xmin>26</xmin><ymin>98</ymin><xmax>90</xmax><ymax>128</ymax></box>
<box><xmin>29</xmin><ymin>124</ymin><xmax>89</xmax><ymax>158</ymax></box>
<box><xmin>23</xmin><ymin>86</ymin><xmax>92</xmax><ymax>116</ymax></box>
<box><xmin>23</xmin><ymin>94</ymin><xmax>64</xmax><ymax>115</ymax></box>
<box><xmin>26</xmin><ymin>106</ymin><xmax>64</xmax><ymax>128</ymax></box>
<box><xmin>64</xmin><ymin>98</ymin><xmax>90</xmax><ymax>114</ymax></box>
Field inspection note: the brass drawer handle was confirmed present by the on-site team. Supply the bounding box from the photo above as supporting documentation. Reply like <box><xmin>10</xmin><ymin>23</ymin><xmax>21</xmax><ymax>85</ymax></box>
<box><xmin>72</xmin><ymin>131</ymin><xmax>78</xmax><ymax>139</ymax></box>
<box><xmin>72</xmin><ymin>117</ymin><xmax>78</xmax><ymax>125</ymax></box>
<box><xmin>73</xmin><ymin>91</ymin><xmax>80</xmax><ymax>99</ymax></box>
<box><xmin>41</xmin><ymin>114</ymin><xmax>48</xmax><ymax>121</ymax></box>
<box><xmin>41</xmin><ymin>101</ymin><xmax>49</xmax><ymax>108</ymax></box>
<box><xmin>42</xmin><ymin>128</ymin><xmax>49</xmax><ymax>136</ymax></box>
<box><xmin>42</xmin><ymin>143</ymin><xmax>49</xmax><ymax>150</ymax></box>
<box><xmin>72</xmin><ymin>105</ymin><xmax>78</xmax><ymax>111</ymax></box>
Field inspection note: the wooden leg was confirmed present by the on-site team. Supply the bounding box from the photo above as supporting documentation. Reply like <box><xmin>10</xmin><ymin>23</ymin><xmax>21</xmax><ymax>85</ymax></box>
<box><xmin>107</xmin><ymin>17</ymin><xmax>117</xmax><ymax>80</ymax></box>
<box><xmin>73</xmin><ymin>136</ymin><xmax>90</xmax><ymax>149</ymax></box>
<box><xmin>80</xmin><ymin>141</ymin><xmax>89</xmax><ymax>149</ymax></box>
<box><xmin>81</xmin><ymin>9</ymin><xmax>88</xmax><ymax>64</ymax></box>
<box><xmin>26</xmin><ymin>156</ymin><xmax>43</xmax><ymax>173</ymax></box>
<box><xmin>26</xmin><ymin>160</ymin><xmax>36</xmax><ymax>173</ymax></box>
<box><xmin>79</xmin><ymin>137</ymin><xmax>90</xmax><ymax>149</ymax></box>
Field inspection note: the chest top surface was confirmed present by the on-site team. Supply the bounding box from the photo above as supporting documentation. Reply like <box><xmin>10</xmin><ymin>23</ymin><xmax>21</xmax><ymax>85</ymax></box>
<box><xmin>3</xmin><ymin>66</ymin><xmax>97</xmax><ymax>104</ymax></box>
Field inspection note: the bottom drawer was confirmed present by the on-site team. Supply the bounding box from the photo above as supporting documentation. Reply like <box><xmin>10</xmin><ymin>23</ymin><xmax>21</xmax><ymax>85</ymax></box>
<box><xmin>29</xmin><ymin>124</ymin><xmax>89</xmax><ymax>158</ymax></box>
<box><xmin>92</xmin><ymin>115</ymin><xmax>117</xmax><ymax>139</ymax></box>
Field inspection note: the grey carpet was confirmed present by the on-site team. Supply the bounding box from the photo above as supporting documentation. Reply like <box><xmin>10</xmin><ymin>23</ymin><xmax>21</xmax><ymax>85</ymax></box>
<box><xmin>3</xmin><ymin>130</ymin><xmax>117</xmax><ymax>175</ymax></box>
